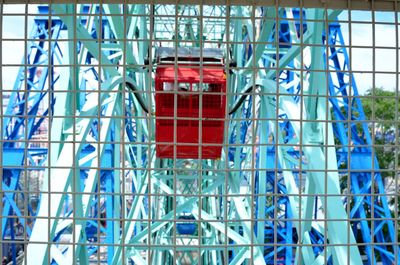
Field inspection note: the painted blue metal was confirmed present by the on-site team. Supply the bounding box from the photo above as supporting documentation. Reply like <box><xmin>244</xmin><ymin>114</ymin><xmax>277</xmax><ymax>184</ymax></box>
<box><xmin>327</xmin><ymin>22</ymin><xmax>399</xmax><ymax>265</ymax></box>
<box><xmin>1</xmin><ymin>17</ymin><xmax>63</xmax><ymax>264</ymax></box>
<box><xmin>1</xmin><ymin>6</ymin><xmax>117</xmax><ymax>263</ymax></box>
<box><xmin>237</xmin><ymin>8</ymin><xmax>397</xmax><ymax>264</ymax></box>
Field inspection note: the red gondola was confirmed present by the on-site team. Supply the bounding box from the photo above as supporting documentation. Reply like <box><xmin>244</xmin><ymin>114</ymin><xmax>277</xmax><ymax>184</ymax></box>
<box><xmin>155</xmin><ymin>48</ymin><xmax>226</xmax><ymax>159</ymax></box>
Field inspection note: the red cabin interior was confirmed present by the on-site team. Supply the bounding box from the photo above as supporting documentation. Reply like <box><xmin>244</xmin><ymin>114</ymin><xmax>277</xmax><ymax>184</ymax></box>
<box><xmin>155</xmin><ymin>66</ymin><xmax>226</xmax><ymax>159</ymax></box>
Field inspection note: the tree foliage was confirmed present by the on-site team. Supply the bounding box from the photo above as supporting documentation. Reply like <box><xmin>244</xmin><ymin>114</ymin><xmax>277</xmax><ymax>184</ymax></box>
<box><xmin>361</xmin><ymin>87</ymin><xmax>399</xmax><ymax>178</ymax></box>
<box><xmin>362</xmin><ymin>87</ymin><xmax>398</xmax><ymax>132</ymax></box>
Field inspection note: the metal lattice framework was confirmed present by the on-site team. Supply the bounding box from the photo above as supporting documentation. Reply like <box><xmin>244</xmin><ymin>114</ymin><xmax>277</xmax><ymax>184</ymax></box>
<box><xmin>1</xmin><ymin>4</ymin><xmax>398</xmax><ymax>265</ymax></box>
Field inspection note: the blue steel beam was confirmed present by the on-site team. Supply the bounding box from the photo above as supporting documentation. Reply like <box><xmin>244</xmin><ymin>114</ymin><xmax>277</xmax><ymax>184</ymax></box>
<box><xmin>327</xmin><ymin>22</ymin><xmax>399</xmax><ymax>265</ymax></box>
<box><xmin>234</xmin><ymin>7</ymin><xmax>361</xmax><ymax>263</ymax></box>
<box><xmin>1</xmin><ymin>18</ymin><xmax>63</xmax><ymax>264</ymax></box>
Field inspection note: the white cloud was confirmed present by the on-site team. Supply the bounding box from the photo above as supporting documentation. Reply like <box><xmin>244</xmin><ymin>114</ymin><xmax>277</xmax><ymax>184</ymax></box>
<box><xmin>340</xmin><ymin>22</ymin><xmax>398</xmax><ymax>93</ymax></box>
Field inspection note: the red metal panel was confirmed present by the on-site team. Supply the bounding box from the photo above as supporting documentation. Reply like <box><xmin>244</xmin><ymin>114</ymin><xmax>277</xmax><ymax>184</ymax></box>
<box><xmin>156</xmin><ymin>67</ymin><xmax>226</xmax><ymax>83</ymax></box>
<box><xmin>155</xmin><ymin>65</ymin><xmax>226</xmax><ymax>159</ymax></box>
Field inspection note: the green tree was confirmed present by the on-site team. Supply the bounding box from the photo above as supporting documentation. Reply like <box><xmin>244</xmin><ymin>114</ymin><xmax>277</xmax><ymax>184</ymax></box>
<box><xmin>362</xmin><ymin>88</ymin><xmax>400</xmax><ymax>240</ymax></box>
<box><xmin>362</xmin><ymin>87</ymin><xmax>398</xmax><ymax>132</ymax></box>
<box><xmin>361</xmin><ymin>87</ymin><xmax>398</xmax><ymax>179</ymax></box>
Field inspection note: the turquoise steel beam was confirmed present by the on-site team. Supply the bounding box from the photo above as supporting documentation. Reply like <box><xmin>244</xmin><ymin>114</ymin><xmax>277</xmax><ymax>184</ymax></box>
<box><xmin>25</xmin><ymin>4</ymin><xmax>151</xmax><ymax>263</ymax></box>
<box><xmin>260</xmin><ymin>84</ymin><xmax>317</xmax><ymax>264</ymax></box>
<box><xmin>26</xmin><ymin>76</ymin><xmax>124</xmax><ymax>264</ymax></box>
<box><xmin>261</xmin><ymin>76</ymin><xmax>363</xmax><ymax>264</ymax></box>
<box><xmin>232</xmin><ymin>7</ymin><xmax>362</xmax><ymax>264</ymax></box>
<box><xmin>243</xmin><ymin>8</ymin><xmax>275</xmax><ymax>72</ymax></box>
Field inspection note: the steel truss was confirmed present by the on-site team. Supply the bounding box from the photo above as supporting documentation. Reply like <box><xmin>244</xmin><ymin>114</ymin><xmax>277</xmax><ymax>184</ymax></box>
<box><xmin>1</xmin><ymin>4</ymin><xmax>398</xmax><ymax>265</ymax></box>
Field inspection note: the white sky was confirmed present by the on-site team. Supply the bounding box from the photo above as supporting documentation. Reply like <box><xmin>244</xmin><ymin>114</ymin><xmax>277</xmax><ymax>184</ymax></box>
<box><xmin>338</xmin><ymin>11</ymin><xmax>398</xmax><ymax>94</ymax></box>
<box><xmin>1</xmin><ymin>6</ymin><xmax>398</xmax><ymax>95</ymax></box>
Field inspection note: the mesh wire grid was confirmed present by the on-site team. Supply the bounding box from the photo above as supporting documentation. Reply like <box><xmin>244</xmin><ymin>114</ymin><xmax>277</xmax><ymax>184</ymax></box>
<box><xmin>0</xmin><ymin>2</ymin><xmax>399</xmax><ymax>265</ymax></box>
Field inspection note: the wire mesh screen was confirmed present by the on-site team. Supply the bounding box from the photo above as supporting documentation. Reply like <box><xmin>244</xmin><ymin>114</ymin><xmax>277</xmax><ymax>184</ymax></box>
<box><xmin>0</xmin><ymin>3</ymin><xmax>399</xmax><ymax>265</ymax></box>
